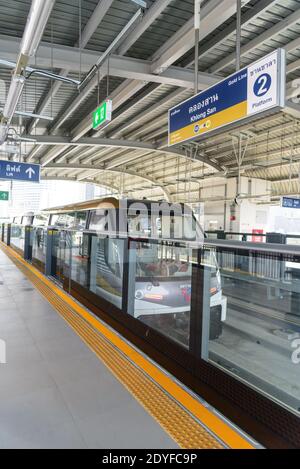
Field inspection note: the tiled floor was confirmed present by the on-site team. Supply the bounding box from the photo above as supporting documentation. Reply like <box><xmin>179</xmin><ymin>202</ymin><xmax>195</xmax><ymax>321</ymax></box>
<box><xmin>0</xmin><ymin>250</ymin><xmax>178</xmax><ymax>449</ymax></box>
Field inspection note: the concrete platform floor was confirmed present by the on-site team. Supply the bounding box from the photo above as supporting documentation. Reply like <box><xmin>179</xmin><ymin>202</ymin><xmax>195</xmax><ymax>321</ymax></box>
<box><xmin>0</xmin><ymin>250</ymin><xmax>178</xmax><ymax>449</ymax></box>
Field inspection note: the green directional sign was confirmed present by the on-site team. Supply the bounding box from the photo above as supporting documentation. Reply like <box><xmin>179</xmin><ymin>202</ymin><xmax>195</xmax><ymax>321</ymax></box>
<box><xmin>0</xmin><ymin>191</ymin><xmax>9</xmax><ymax>201</ymax></box>
<box><xmin>92</xmin><ymin>99</ymin><xmax>112</xmax><ymax>130</ymax></box>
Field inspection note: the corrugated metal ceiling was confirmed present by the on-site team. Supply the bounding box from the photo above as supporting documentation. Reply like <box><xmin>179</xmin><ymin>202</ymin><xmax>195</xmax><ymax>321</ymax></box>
<box><xmin>0</xmin><ymin>0</ymin><xmax>299</xmax><ymax>201</ymax></box>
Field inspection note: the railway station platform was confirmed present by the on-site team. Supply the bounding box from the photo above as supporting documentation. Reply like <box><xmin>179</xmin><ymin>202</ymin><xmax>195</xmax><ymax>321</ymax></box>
<box><xmin>0</xmin><ymin>243</ymin><xmax>254</xmax><ymax>450</ymax></box>
<box><xmin>1</xmin><ymin>0</ymin><xmax>300</xmax><ymax>456</ymax></box>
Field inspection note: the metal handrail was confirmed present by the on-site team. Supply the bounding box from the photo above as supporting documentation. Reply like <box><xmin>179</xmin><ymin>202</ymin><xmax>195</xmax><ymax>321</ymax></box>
<box><xmin>204</xmin><ymin>238</ymin><xmax>300</xmax><ymax>257</ymax></box>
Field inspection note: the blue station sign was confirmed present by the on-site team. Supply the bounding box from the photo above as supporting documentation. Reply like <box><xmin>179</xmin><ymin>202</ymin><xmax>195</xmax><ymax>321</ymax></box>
<box><xmin>0</xmin><ymin>160</ymin><xmax>40</xmax><ymax>183</ymax></box>
<box><xmin>168</xmin><ymin>49</ymin><xmax>286</xmax><ymax>146</ymax></box>
<box><xmin>282</xmin><ymin>197</ymin><xmax>300</xmax><ymax>209</ymax></box>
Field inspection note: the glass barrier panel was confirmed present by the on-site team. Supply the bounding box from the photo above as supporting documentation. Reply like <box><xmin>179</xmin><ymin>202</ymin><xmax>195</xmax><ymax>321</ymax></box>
<box><xmin>5</xmin><ymin>224</ymin><xmax>10</xmax><ymax>244</ymax></box>
<box><xmin>31</xmin><ymin>227</ymin><xmax>47</xmax><ymax>272</ymax></box>
<box><xmin>286</xmin><ymin>236</ymin><xmax>300</xmax><ymax>247</ymax></box>
<box><xmin>128</xmin><ymin>240</ymin><xmax>192</xmax><ymax>348</ymax></box>
<box><xmin>201</xmin><ymin>244</ymin><xmax>300</xmax><ymax>415</ymax></box>
<box><xmin>205</xmin><ymin>232</ymin><xmax>219</xmax><ymax>240</ymax></box>
<box><xmin>89</xmin><ymin>236</ymin><xmax>124</xmax><ymax>309</ymax></box>
<box><xmin>51</xmin><ymin>230</ymin><xmax>72</xmax><ymax>283</ymax></box>
<box><xmin>69</xmin><ymin>231</ymin><xmax>89</xmax><ymax>290</ymax></box>
<box><xmin>3</xmin><ymin>224</ymin><xmax>7</xmax><ymax>243</ymax></box>
<box><xmin>10</xmin><ymin>224</ymin><xmax>25</xmax><ymax>252</ymax></box>
<box><xmin>225</xmin><ymin>233</ymin><xmax>244</xmax><ymax>241</ymax></box>
<box><xmin>54</xmin><ymin>231</ymin><xmax>125</xmax><ymax>308</ymax></box>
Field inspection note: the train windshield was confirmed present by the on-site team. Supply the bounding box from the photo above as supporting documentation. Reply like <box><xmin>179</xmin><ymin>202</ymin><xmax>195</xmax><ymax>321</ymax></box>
<box><xmin>22</xmin><ymin>215</ymin><xmax>33</xmax><ymax>226</ymax></box>
<box><xmin>33</xmin><ymin>213</ymin><xmax>49</xmax><ymax>227</ymax></box>
<box><xmin>128</xmin><ymin>212</ymin><xmax>198</xmax><ymax>242</ymax></box>
<box><xmin>135</xmin><ymin>242</ymin><xmax>191</xmax><ymax>279</ymax></box>
<box><xmin>50</xmin><ymin>211</ymin><xmax>87</xmax><ymax>229</ymax></box>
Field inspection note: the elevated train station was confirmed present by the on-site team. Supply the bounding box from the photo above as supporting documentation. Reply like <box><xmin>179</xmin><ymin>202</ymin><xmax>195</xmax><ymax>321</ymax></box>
<box><xmin>0</xmin><ymin>0</ymin><xmax>299</xmax><ymax>454</ymax></box>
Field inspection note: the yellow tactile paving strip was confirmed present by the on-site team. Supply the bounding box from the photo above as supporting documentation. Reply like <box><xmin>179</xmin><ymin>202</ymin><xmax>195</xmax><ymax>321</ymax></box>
<box><xmin>0</xmin><ymin>242</ymin><xmax>255</xmax><ymax>449</ymax></box>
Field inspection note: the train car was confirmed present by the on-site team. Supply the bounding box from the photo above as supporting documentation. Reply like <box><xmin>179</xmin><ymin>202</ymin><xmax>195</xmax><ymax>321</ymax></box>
<box><xmin>43</xmin><ymin>197</ymin><xmax>227</xmax><ymax>341</ymax></box>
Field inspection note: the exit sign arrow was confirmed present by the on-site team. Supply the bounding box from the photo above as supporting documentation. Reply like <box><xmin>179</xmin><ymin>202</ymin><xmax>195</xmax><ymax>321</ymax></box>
<box><xmin>0</xmin><ymin>160</ymin><xmax>40</xmax><ymax>183</ymax></box>
<box><xmin>0</xmin><ymin>191</ymin><xmax>9</xmax><ymax>201</ymax></box>
<box><xmin>25</xmin><ymin>167</ymin><xmax>35</xmax><ymax>179</ymax></box>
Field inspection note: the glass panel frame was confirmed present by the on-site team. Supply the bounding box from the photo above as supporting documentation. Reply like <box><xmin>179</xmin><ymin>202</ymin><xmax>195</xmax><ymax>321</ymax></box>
<box><xmin>201</xmin><ymin>241</ymin><xmax>300</xmax><ymax>416</ymax></box>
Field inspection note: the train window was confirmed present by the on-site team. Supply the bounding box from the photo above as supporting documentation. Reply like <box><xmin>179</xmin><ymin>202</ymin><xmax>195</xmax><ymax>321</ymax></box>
<box><xmin>64</xmin><ymin>213</ymin><xmax>77</xmax><ymax>228</ymax></box>
<box><xmin>50</xmin><ymin>214</ymin><xmax>60</xmax><ymax>226</ymax></box>
<box><xmin>33</xmin><ymin>214</ymin><xmax>48</xmax><ymax>227</ymax></box>
<box><xmin>128</xmin><ymin>213</ymin><xmax>150</xmax><ymax>237</ymax></box>
<box><xmin>128</xmin><ymin>212</ymin><xmax>197</xmax><ymax>241</ymax></box>
<box><xmin>89</xmin><ymin>209</ymin><xmax>116</xmax><ymax>235</ymax></box>
<box><xmin>22</xmin><ymin>216</ymin><xmax>32</xmax><ymax>226</ymax></box>
<box><xmin>135</xmin><ymin>243</ymin><xmax>191</xmax><ymax>279</ymax></box>
<box><xmin>89</xmin><ymin>237</ymin><xmax>124</xmax><ymax>308</ymax></box>
<box><xmin>13</xmin><ymin>216</ymin><xmax>22</xmax><ymax>224</ymax></box>
<box><xmin>89</xmin><ymin>210</ymin><xmax>107</xmax><ymax>232</ymax></box>
<box><xmin>50</xmin><ymin>213</ymin><xmax>76</xmax><ymax>228</ymax></box>
<box><xmin>132</xmin><ymin>241</ymin><xmax>192</xmax><ymax>348</ymax></box>
<box><xmin>75</xmin><ymin>211</ymin><xmax>87</xmax><ymax>230</ymax></box>
<box><xmin>104</xmin><ymin>238</ymin><xmax>122</xmax><ymax>277</ymax></box>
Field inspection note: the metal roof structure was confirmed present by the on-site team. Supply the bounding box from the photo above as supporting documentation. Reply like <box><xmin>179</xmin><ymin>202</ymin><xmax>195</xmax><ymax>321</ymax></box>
<box><xmin>0</xmin><ymin>0</ymin><xmax>300</xmax><ymax>203</ymax></box>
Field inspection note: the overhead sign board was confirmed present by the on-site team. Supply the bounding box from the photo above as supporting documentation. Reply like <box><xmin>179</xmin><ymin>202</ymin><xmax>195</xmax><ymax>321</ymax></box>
<box><xmin>0</xmin><ymin>191</ymin><xmax>9</xmax><ymax>201</ymax></box>
<box><xmin>168</xmin><ymin>49</ymin><xmax>286</xmax><ymax>146</ymax></box>
<box><xmin>92</xmin><ymin>99</ymin><xmax>112</xmax><ymax>130</ymax></box>
<box><xmin>282</xmin><ymin>197</ymin><xmax>300</xmax><ymax>209</ymax></box>
<box><xmin>0</xmin><ymin>161</ymin><xmax>40</xmax><ymax>183</ymax></box>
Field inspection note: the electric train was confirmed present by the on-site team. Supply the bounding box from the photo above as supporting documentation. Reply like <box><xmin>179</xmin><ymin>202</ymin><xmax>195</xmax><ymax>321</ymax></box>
<box><xmin>9</xmin><ymin>198</ymin><xmax>227</xmax><ymax>341</ymax></box>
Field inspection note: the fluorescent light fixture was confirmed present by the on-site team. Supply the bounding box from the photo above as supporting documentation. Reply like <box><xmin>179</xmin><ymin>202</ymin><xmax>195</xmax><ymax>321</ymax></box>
<box><xmin>2</xmin><ymin>75</ymin><xmax>25</xmax><ymax>120</ymax></box>
<box><xmin>0</xmin><ymin>124</ymin><xmax>8</xmax><ymax>143</ymax></box>
<box><xmin>20</xmin><ymin>0</ymin><xmax>55</xmax><ymax>57</ymax></box>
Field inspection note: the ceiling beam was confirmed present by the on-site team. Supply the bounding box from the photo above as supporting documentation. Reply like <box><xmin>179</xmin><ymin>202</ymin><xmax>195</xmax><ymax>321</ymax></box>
<box><xmin>284</xmin><ymin>100</ymin><xmax>300</xmax><ymax>119</ymax></box>
<box><xmin>25</xmin><ymin>0</ymin><xmax>114</xmax><ymax>134</ymax></box>
<box><xmin>116</xmin><ymin>0</ymin><xmax>173</xmax><ymax>56</ymax></box>
<box><xmin>209</xmin><ymin>7</ymin><xmax>300</xmax><ymax>73</ymax></box>
<box><xmin>69</xmin><ymin>0</ymin><xmax>250</xmax><ymax>142</ymax></box>
<box><xmin>72</xmin><ymin>80</ymin><xmax>147</xmax><ymax>141</ymax></box>
<box><xmin>30</xmin><ymin>0</ymin><xmax>249</xmax><ymax>170</ymax></box>
<box><xmin>151</xmin><ymin>0</ymin><xmax>249</xmax><ymax>74</ymax></box>
<box><xmin>183</xmin><ymin>0</ymin><xmax>277</xmax><ymax>66</ymax></box>
<box><xmin>46</xmin><ymin>1</ymin><xmax>175</xmax><ymax>138</ymax></box>
<box><xmin>0</xmin><ymin>36</ymin><xmax>219</xmax><ymax>89</ymax></box>
<box><xmin>47</xmin><ymin>58</ymin><xmax>218</xmax><ymax>133</ymax></box>
<box><xmin>44</xmin><ymin>164</ymin><xmax>172</xmax><ymax>200</ymax></box>
<box><xmin>287</xmin><ymin>57</ymin><xmax>300</xmax><ymax>75</ymax></box>
<box><xmin>27</xmin><ymin>135</ymin><xmax>223</xmax><ymax>171</ymax></box>
<box><xmin>42</xmin><ymin>176</ymin><xmax>120</xmax><ymax>194</ymax></box>
<box><xmin>107</xmin><ymin>88</ymin><xmax>191</xmax><ymax>138</ymax></box>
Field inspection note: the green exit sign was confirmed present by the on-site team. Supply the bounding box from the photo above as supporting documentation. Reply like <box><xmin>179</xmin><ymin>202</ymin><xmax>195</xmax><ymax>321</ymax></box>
<box><xmin>92</xmin><ymin>99</ymin><xmax>112</xmax><ymax>130</ymax></box>
<box><xmin>0</xmin><ymin>191</ymin><xmax>9</xmax><ymax>201</ymax></box>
